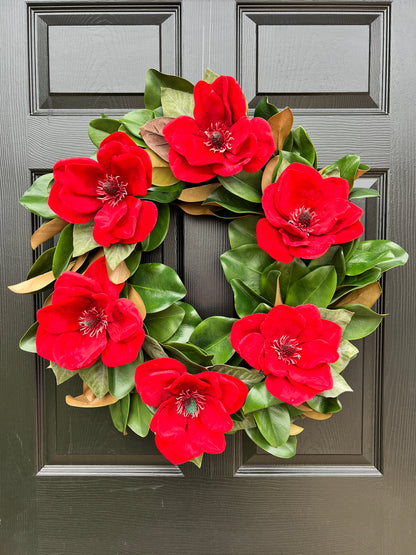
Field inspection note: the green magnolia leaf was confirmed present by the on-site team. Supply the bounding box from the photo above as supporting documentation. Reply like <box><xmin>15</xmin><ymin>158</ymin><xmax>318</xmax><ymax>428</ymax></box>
<box><xmin>160</xmin><ymin>87</ymin><xmax>195</xmax><ymax>118</ymax></box>
<box><xmin>166</xmin><ymin>302</ymin><xmax>202</xmax><ymax>343</ymax></box>
<box><xmin>253</xmin><ymin>405</ymin><xmax>291</xmax><ymax>447</ymax></box>
<box><xmin>108</xmin><ymin>351</ymin><xmax>144</xmax><ymax>399</ymax></box>
<box><xmin>320</xmin><ymin>155</ymin><xmax>361</xmax><ymax>189</ymax></box>
<box><xmin>254</xmin><ymin>96</ymin><xmax>278</xmax><ymax>120</ymax></box>
<box><xmin>332</xmin><ymin>268</ymin><xmax>382</xmax><ymax>303</ymax></box>
<box><xmin>189</xmin><ymin>316</ymin><xmax>237</xmax><ymax>365</ymax></box>
<box><xmin>118</xmin><ymin>123</ymin><xmax>147</xmax><ymax>146</ymax></box>
<box><xmin>162</xmin><ymin>344</ymin><xmax>207</xmax><ymax>374</ymax></box>
<box><xmin>318</xmin><ymin>308</ymin><xmax>354</xmax><ymax>333</ymax></box>
<box><xmin>144</xmin><ymin>68</ymin><xmax>194</xmax><ymax>111</ymax></box>
<box><xmin>72</xmin><ymin>221</ymin><xmax>100</xmax><ymax>256</ymax></box>
<box><xmin>285</xmin><ymin>266</ymin><xmax>337</xmax><ymax>308</ymax></box>
<box><xmin>189</xmin><ymin>454</ymin><xmax>204</xmax><ymax>468</ymax></box>
<box><xmin>330</xmin><ymin>338</ymin><xmax>359</xmax><ymax>374</ymax></box>
<box><xmin>229</xmin><ymin>413</ymin><xmax>257</xmax><ymax>433</ymax></box>
<box><xmin>142</xmin><ymin>204</ymin><xmax>170</xmax><ymax>252</ymax></box>
<box><xmin>220</xmin><ymin>244</ymin><xmax>273</xmax><ymax>293</ymax></box>
<box><xmin>349</xmin><ymin>187</ymin><xmax>380</xmax><ymax>199</ymax></box>
<box><xmin>52</xmin><ymin>224</ymin><xmax>74</xmax><ymax>278</ymax></box>
<box><xmin>128</xmin><ymin>391</ymin><xmax>153</xmax><ymax>437</ymax></box>
<box><xmin>142</xmin><ymin>183</ymin><xmax>185</xmax><ymax>203</ymax></box>
<box><xmin>19</xmin><ymin>173</ymin><xmax>56</xmax><ymax>219</ymax></box>
<box><xmin>142</xmin><ymin>335</ymin><xmax>168</xmax><ymax>359</ymax></box>
<box><xmin>27</xmin><ymin>247</ymin><xmax>55</xmax><ymax>279</ymax></box>
<box><xmin>308</xmin><ymin>246</ymin><xmax>346</xmax><ymax>285</ymax></box>
<box><xmin>345</xmin><ymin>240</ymin><xmax>408</xmax><ymax>275</ymax></box>
<box><xmin>291</xmin><ymin>126</ymin><xmax>317</xmax><ymax>168</ymax></box>
<box><xmin>145</xmin><ymin>304</ymin><xmax>186</xmax><ymax>343</ymax></box>
<box><xmin>19</xmin><ymin>322</ymin><xmax>39</xmax><ymax>353</ymax></box>
<box><xmin>321</xmin><ymin>368</ymin><xmax>353</xmax><ymax>398</ymax></box>
<box><xmin>49</xmin><ymin>361</ymin><xmax>78</xmax><ymax>385</ymax></box>
<box><xmin>104</xmin><ymin>243</ymin><xmax>136</xmax><ymax>271</ymax></box>
<box><xmin>203</xmin><ymin>68</ymin><xmax>220</xmax><ymax>83</ymax></box>
<box><xmin>219</xmin><ymin>170</ymin><xmax>263</xmax><ymax>203</ymax></box>
<box><xmin>124</xmin><ymin>248</ymin><xmax>142</xmax><ymax>276</ymax></box>
<box><xmin>205</xmin><ymin>186</ymin><xmax>262</xmax><ymax>214</ymax></box>
<box><xmin>228</xmin><ymin>215</ymin><xmax>261</xmax><ymax>249</ymax></box>
<box><xmin>109</xmin><ymin>395</ymin><xmax>131</xmax><ymax>434</ymax></box>
<box><xmin>231</xmin><ymin>278</ymin><xmax>270</xmax><ymax>318</ymax></box>
<box><xmin>88</xmin><ymin>117</ymin><xmax>120</xmax><ymax>148</ymax></box>
<box><xmin>307</xmin><ymin>396</ymin><xmax>342</xmax><ymax>414</ymax></box>
<box><xmin>119</xmin><ymin>109</ymin><xmax>154</xmax><ymax>138</ymax></box>
<box><xmin>273</xmin><ymin>259</ymin><xmax>309</xmax><ymax>302</ymax></box>
<box><xmin>253</xmin><ymin>302</ymin><xmax>273</xmax><ymax>314</ymax></box>
<box><xmin>129</xmin><ymin>263</ymin><xmax>186</xmax><ymax>313</ymax></box>
<box><xmin>245</xmin><ymin>428</ymin><xmax>297</xmax><ymax>458</ymax></box>
<box><xmin>342</xmin><ymin>238</ymin><xmax>360</xmax><ymax>262</ymax></box>
<box><xmin>243</xmin><ymin>381</ymin><xmax>281</xmax><ymax>414</ymax></box>
<box><xmin>164</xmin><ymin>342</ymin><xmax>213</xmax><ymax>366</ymax></box>
<box><xmin>78</xmin><ymin>361</ymin><xmax>109</xmax><ymax>399</ymax></box>
<box><xmin>274</xmin><ymin>151</ymin><xmax>313</xmax><ymax>181</ymax></box>
<box><xmin>338</xmin><ymin>304</ymin><xmax>384</xmax><ymax>340</ymax></box>
<box><xmin>209</xmin><ymin>364</ymin><xmax>263</xmax><ymax>386</ymax></box>
<box><xmin>259</xmin><ymin>267</ymin><xmax>281</xmax><ymax>305</ymax></box>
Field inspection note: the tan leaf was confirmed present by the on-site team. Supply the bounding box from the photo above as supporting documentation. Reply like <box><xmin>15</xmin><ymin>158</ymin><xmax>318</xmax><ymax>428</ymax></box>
<box><xmin>355</xmin><ymin>167</ymin><xmax>369</xmax><ymax>180</ymax></box>
<box><xmin>177</xmin><ymin>202</ymin><xmax>219</xmax><ymax>216</ymax></box>
<box><xmin>289</xmin><ymin>423</ymin><xmax>304</xmax><ymax>436</ymax></box>
<box><xmin>261</xmin><ymin>156</ymin><xmax>279</xmax><ymax>192</ymax></box>
<box><xmin>128</xmin><ymin>285</ymin><xmax>147</xmax><ymax>320</ymax></box>
<box><xmin>66</xmin><ymin>383</ymin><xmax>118</xmax><ymax>408</ymax></box>
<box><xmin>319</xmin><ymin>166</ymin><xmax>329</xmax><ymax>175</ymax></box>
<box><xmin>43</xmin><ymin>293</ymin><xmax>53</xmax><ymax>307</ymax></box>
<box><xmin>268</xmin><ymin>108</ymin><xmax>294</xmax><ymax>154</ymax></box>
<box><xmin>8</xmin><ymin>271</ymin><xmax>55</xmax><ymax>294</ymax></box>
<box><xmin>140</xmin><ymin>117</ymin><xmax>174</xmax><ymax>162</ymax></box>
<box><xmin>106</xmin><ymin>259</ymin><xmax>130</xmax><ymax>285</ymax></box>
<box><xmin>296</xmin><ymin>403</ymin><xmax>313</xmax><ymax>412</ymax></box>
<box><xmin>178</xmin><ymin>182</ymin><xmax>221</xmax><ymax>203</ymax></box>
<box><xmin>274</xmin><ymin>277</ymin><xmax>283</xmax><ymax>306</ymax></box>
<box><xmin>71</xmin><ymin>253</ymin><xmax>88</xmax><ymax>272</ymax></box>
<box><xmin>31</xmin><ymin>217</ymin><xmax>68</xmax><ymax>250</ymax></box>
<box><xmin>146</xmin><ymin>148</ymin><xmax>179</xmax><ymax>187</ymax></box>
<box><xmin>303</xmin><ymin>410</ymin><xmax>332</xmax><ymax>421</ymax></box>
<box><xmin>333</xmin><ymin>282</ymin><xmax>382</xmax><ymax>309</ymax></box>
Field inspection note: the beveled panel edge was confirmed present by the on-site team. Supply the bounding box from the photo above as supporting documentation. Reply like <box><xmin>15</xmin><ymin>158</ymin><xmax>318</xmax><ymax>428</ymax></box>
<box><xmin>235</xmin><ymin>465</ymin><xmax>382</xmax><ymax>477</ymax></box>
<box><xmin>27</xmin><ymin>3</ymin><xmax>181</xmax><ymax>115</ymax></box>
<box><xmin>37</xmin><ymin>464</ymin><xmax>184</xmax><ymax>477</ymax></box>
<box><xmin>237</xmin><ymin>3</ymin><xmax>391</xmax><ymax>115</ymax></box>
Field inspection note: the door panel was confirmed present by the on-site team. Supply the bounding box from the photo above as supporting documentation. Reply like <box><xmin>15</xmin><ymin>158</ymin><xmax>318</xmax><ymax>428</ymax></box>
<box><xmin>2</xmin><ymin>0</ymin><xmax>415</xmax><ymax>553</ymax></box>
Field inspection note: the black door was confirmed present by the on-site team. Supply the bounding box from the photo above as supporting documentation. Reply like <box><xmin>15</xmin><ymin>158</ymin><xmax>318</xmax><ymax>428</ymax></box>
<box><xmin>1</xmin><ymin>0</ymin><xmax>415</xmax><ymax>553</ymax></box>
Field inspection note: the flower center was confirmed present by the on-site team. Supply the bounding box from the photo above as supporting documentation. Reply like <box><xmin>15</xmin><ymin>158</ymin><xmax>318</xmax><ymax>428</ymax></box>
<box><xmin>289</xmin><ymin>207</ymin><xmax>318</xmax><ymax>233</ymax></box>
<box><xmin>176</xmin><ymin>390</ymin><xmax>206</xmax><ymax>418</ymax></box>
<box><xmin>97</xmin><ymin>175</ymin><xmax>128</xmax><ymax>207</ymax></box>
<box><xmin>271</xmin><ymin>335</ymin><xmax>302</xmax><ymax>364</ymax></box>
<box><xmin>204</xmin><ymin>122</ymin><xmax>233</xmax><ymax>153</ymax></box>
<box><xmin>79</xmin><ymin>307</ymin><xmax>108</xmax><ymax>338</ymax></box>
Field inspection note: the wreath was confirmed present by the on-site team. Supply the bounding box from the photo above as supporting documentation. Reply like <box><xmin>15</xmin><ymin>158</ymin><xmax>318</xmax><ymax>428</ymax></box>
<box><xmin>11</xmin><ymin>69</ymin><xmax>408</xmax><ymax>467</ymax></box>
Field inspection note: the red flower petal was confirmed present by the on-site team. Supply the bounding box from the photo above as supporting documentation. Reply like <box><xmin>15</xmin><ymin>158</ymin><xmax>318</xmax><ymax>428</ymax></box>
<box><xmin>193</xmin><ymin>79</ymin><xmax>228</xmax><ymax>129</ymax></box>
<box><xmin>101</xmin><ymin>328</ymin><xmax>144</xmax><ymax>367</ymax></box>
<box><xmin>168</xmin><ymin>148</ymin><xmax>216</xmax><ymax>183</ymax></box>
<box><xmin>332</xmin><ymin>219</ymin><xmax>364</xmax><ymax>245</ymax></box>
<box><xmin>198</xmin><ymin>372</ymin><xmax>248</xmax><ymax>414</ymax></box>
<box><xmin>263</xmin><ymin>347</ymin><xmax>290</xmax><ymax>377</ymax></box>
<box><xmin>188</xmin><ymin>417</ymin><xmax>227</xmax><ymax>453</ymax></box>
<box><xmin>51</xmin><ymin>272</ymin><xmax>102</xmax><ymax>303</ymax></box>
<box><xmin>125</xmin><ymin>200</ymin><xmax>158</xmax><ymax>244</ymax></box>
<box><xmin>295</xmin><ymin>305</ymin><xmax>324</xmax><ymax>343</ymax></box>
<box><xmin>265</xmin><ymin>374</ymin><xmax>318</xmax><ymax>405</ymax></box>
<box><xmin>319</xmin><ymin>318</ymin><xmax>343</xmax><ymax>347</ymax></box>
<box><xmin>260</xmin><ymin>305</ymin><xmax>307</xmax><ymax>341</ymax></box>
<box><xmin>154</xmin><ymin>432</ymin><xmax>202</xmax><ymax>465</ymax></box>
<box><xmin>96</xmin><ymin>132</ymin><xmax>140</xmax><ymax>172</ymax></box>
<box><xmin>288</xmin><ymin>364</ymin><xmax>333</xmax><ymax>391</ymax></box>
<box><xmin>230</xmin><ymin>313</ymin><xmax>266</xmax><ymax>350</ymax></box>
<box><xmin>107</xmin><ymin>299</ymin><xmax>143</xmax><ymax>342</ymax></box>
<box><xmin>110</xmin><ymin>152</ymin><xmax>152</xmax><ymax>197</ymax></box>
<box><xmin>235</xmin><ymin>332</ymin><xmax>265</xmax><ymax>370</ymax></box>
<box><xmin>83</xmin><ymin>257</ymin><xmax>124</xmax><ymax>299</ymax></box>
<box><xmin>37</xmin><ymin>296</ymin><xmax>92</xmax><ymax>333</ymax></box>
<box><xmin>36</xmin><ymin>325</ymin><xmax>60</xmax><ymax>363</ymax></box>
<box><xmin>241</xmin><ymin>117</ymin><xmax>275</xmax><ymax>173</ymax></box>
<box><xmin>296</xmin><ymin>339</ymin><xmax>339</xmax><ymax>369</ymax></box>
<box><xmin>135</xmin><ymin>358</ymin><xmax>187</xmax><ymax>406</ymax></box>
<box><xmin>52</xmin><ymin>329</ymin><xmax>107</xmax><ymax>370</ymax></box>
<box><xmin>276</xmin><ymin>164</ymin><xmax>324</xmax><ymax>217</ymax></box>
<box><xmin>152</xmin><ymin>398</ymin><xmax>188</xmax><ymax>438</ymax></box>
<box><xmin>256</xmin><ymin>218</ymin><xmax>294</xmax><ymax>262</ymax></box>
<box><xmin>167</xmin><ymin>373</ymin><xmax>212</xmax><ymax>396</ymax></box>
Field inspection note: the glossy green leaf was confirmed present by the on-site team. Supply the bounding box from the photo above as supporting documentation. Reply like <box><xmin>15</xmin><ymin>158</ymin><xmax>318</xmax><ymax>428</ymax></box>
<box><xmin>318</xmin><ymin>308</ymin><xmax>354</xmax><ymax>333</ymax></box>
<box><xmin>254</xmin><ymin>405</ymin><xmax>291</xmax><ymax>447</ymax></box>
<box><xmin>307</xmin><ymin>396</ymin><xmax>342</xmax><ymax>414</ymax></box>
<box><xmin>203</xmin><ymin>68</ymin><xmax>220</xmax><ymax>83</ymax></box>
<box><xmin>220</xmin><ymin>244</ymin><xmax>273</xmax><ymax>293</ymax></box>
<box><xmin>253</xmin><ymin>302</ymin><xmax>273</xmax><ymax>314</ymax></box>
<box><xmin>228</xmin><ymin>215</ymin><xmax>261</xmax><ymax>249</ymax></box>
<box><xmin>129</xmin><ymin>263</ymin><xmax>186</xmax><ymax>313</ymax></box>
<box><xmin>118</xmin><ymin>123</ymin><xmax>147</xmax><ymax>146</ymax></box>
<box><xmin>142</xmin><ymin>182</ymin><xmax>185</xmax><ymax>203</ymax></box>
<box><xmin>127</xmin><ymin>391</ymin><xmax>153</xmax><ymax>437</ymax></box>
<box><xmin>144</xmin><ymin>68</ymin><xmax>194</xmax><ymax>110</ymax></box>
<box><xmin>72</xmin><ymin>221</ymin><xmax>99</xmax><ymax>256</ymax></box>
<box><xmin>124</xmin><ymin>248</ymin><xmax>142</xmax><ymax>276</ymax></box>
<box><xmin>229</xmin><ymin>413</ymin><xmax>257</xmax><ymax>433</ymax></box>
<box><xmin>320</xmin><ymin>155</ymin><xmax>361</xmax><ymax>189</ymax></box>
<box><xmin>19</xmin><ymin>322</ymin><xmax>38</xmax><ymax>353</ymax></box>
<box><xmin>219</xmin><ymin>170</ymin><xmax>263</xmax><ymax>203</ymax></box>
<box><xmin>244</xmin><ymin>381</ymin><xmax>281</xmax><ymax>414</ymax></box>
<box><xmin>164</xmin><ymin>342</ymin><xmax>213</xmax><ymax>366</ymax></box>
<box><xmin>285</xmin><ymin>266</ymin><xmax>337</xmax><ymax>308</ymax></box>
<box><xmin>259</xmin><ymin>267</ymin><xmax>281</xmax><ymax>305</ymax></box>
<box><xmin>189</xmin><ymin>454</ymin><xmax>204</xmax><ymax>468</ymax></box>
<box><xmin>254</xmin><ymin>96</ymin><xmax>278</xmax><ymax>120</ymax></box>
<box><xmin>349</xmin><ymin>187</ymin><xmax>380</xmax><ymax>199</ymax></box>
<box><xmin>142</xmin><ymin>335</ymin><xmax>168</xmax><ymax>360</ymax></box>
<box><xmin>342</xmin><ymin>238</ymin><xmax>360</xmax><ymax>262</ymax></box>
<box><xmin>88</xmin><ymin>117</ymin><xmax>120</xmax><ymax>148</ymax></box>
<box><xmin>161</xmin><ymin>86</ymin><xmax>195</xmax><ymax>118</ymax></box>
<box><xmin>79</xmin><ymin>360</ymin><xmax>109</xmax><ymax>399</ymax></box>
<box><xmin>142</xmin><ymin>204</ymin><xmax>170</xmax><ymax>252</ymax></box>
<box><xmin>330</xmin><ymin>338</ymin><xmax>359</xmax><ymax>374</ymax></box>
<box><xmin>145</xmin><ymin>304</ymin><xmax>185</xmax><ymax>343</ymax></box>
<box><xmin>205</xmin><ymin>186</ymin><xmax>262</xmax><ymax>214</ymax></box>
<box><xmin>274</xmin><ymin>151</ymin><xmax>313</xmax><ymax>181</ymax></box>
<box><xmin>19</xmin><ymin>173</ymin><xmax>56</xmax><ymax>219</ymax></box>
<box><xmin>109</xmin><ymin>395</ymin><xmax>130</xmax><ymax>434</ymax></box>
<box><xmin>231</xmin><ymin>278</ymin><xmax>270</xmax><ymax>318</ymax></box>
<box><xmin>119</xmin><ymin>109</ymin><xmax>154</xmax><ymax>138</ymax></box>
<box><xmin>321</xmin><ymin>368</ymin><xmax>353</xmax><ymax>398</ymax></box>
<box><xmin>332</xmin><ymin>268</ymin><xmax>382</xmax><ymax>303</ymax></box>
<box><xmin>52</xmin><ymin>224</ymin><xmax>74</xmax><ymax>278</ymax></box>
<box><xmin>338</xmin><ymin>304</ymin><xmax>384</xmax><ymax>340</ymax></box>
<box><xmin>104</xmin><ymin>243</ymin><xmax>136</xmax><ymax>271</ymax></box>
<box><xmin>245</xmin><ymin>428</ymin><xmax>297</xmax><ymax>458</ymax></box>
<box><xmin>291</xmin><ymin>126</ymin><xmax>317</xmax><ymax>168</ymax></box>
<box><xmin>189</xmin><ymin>316</ymin><xmax>237</xmax><ymax>365</ymax></box>
<box><xmin>345</xmin><ymin>240</ymin><xmax>408</xmax><ymax>275</ymax></box>
<box><xmin>273</xmin><ymin>259</ymin><xmax>309</xmax><ymax>302</ymax></box>
<box><xmin>162</xmin><ymin>344</ymin><xmax>206</xmax><ymax>374</ymax></box>
<box><xmin>27</xmin><ymin>247</ymin><xmax>55</xmax><ymax>279</ymax></box>
<box><xmin>308</xmin><ymin>246</ymin><xmax>346</xmax><ymax>285</ymax></box>
<box><xmin>209</xmin><ymin>364</ymin><xmax>263</xmax><ymax>386</ymax></box>
<box><xmin>108</xmin><ymin>351</ymin><xmax>143</xmax><ymax>399</ymax></box>
<box><xmin>49</xmin><ymin>361</ymin><xmax>78</xmax><ymax>385</ymax></box>
<box><xmin>166</xmin><ymin>302</ymin><xmax>202</xmax><ymax>343</ymax></box>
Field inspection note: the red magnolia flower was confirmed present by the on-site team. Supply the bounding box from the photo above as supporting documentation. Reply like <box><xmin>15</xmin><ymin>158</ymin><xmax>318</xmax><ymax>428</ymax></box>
<box><xmin>230</xmin><ymin>304</ymin><xmax>342</xmax><ymax>405</ymax></box>
<box><xmin>49</xmin><ymin>132</ymin><xmax>157</xmax><ymax>247</ymax></box>
<box><xmin>36</xmin><ymin>257</ymin><xmax>144</xmax><ymax>370</ymax></box>
<box><xmin>135</xmin><ymin>358</ymin><xmax>248</xmax><ymax>464</ymax></box>
<box><xmin>163</xmin><ymin>75</ymin><xmax>275</xmax><ymax>183</ymax></box>
<box><xmin>256</xmin><ymin>163</ymin><xmax>364</xmax><ymax>262</ymax></box>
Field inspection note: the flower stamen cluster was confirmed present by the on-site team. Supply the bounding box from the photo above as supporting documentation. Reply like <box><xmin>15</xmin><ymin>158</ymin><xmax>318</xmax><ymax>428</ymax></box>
<box><xmin>204</xmin><ymin>122</ymin><xmax>233</xmax><ymax>153</ymax></box>
<box><xmin>96</xmin><ymin>175</ymin><xmax>128</xmax><ymax>207</ymax></box>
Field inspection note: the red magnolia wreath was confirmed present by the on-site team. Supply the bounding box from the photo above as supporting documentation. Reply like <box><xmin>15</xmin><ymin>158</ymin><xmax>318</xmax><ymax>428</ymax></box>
<box><xmin>11</xmin><ymin>69</ymin><xmax>408</xmax><ymax>467</ymax></box>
